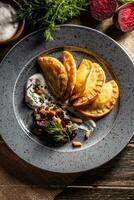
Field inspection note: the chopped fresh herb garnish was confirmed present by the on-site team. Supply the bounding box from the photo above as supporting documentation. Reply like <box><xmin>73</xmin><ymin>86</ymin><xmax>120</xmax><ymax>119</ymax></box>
<box><xmin>44</xmin><ymin>120</ymin><xmax>69</xmax><ymax>142</ymax></box>
<box><xmin>33</xmin><ymin>106</ymin><xmax>76</xmax><ymax>144</ymax></box>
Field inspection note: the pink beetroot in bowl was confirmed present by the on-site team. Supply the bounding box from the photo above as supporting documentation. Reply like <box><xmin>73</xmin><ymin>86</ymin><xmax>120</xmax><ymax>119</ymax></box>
<box><xmin>90</xmin><ymin>0</ymin><xmax>117</xmax><ymax>21</ymax></box>
<box><xmin>113</xmin><ymin>2</ymin><xmax>134</xmax><ymax>32</ymax></box>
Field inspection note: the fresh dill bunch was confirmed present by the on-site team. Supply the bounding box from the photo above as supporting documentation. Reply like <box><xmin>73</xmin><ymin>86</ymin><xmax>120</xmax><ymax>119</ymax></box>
<box><xmin>17</xmin><ymin>0</ymin><xmax>88</xmax><ymax>40</ymax></box>
<box><xmin>44</xmin><ymin>0</ymin><xmax>88</xmax><ymax>40</ymax></box>
<box><xmin>17</xmin><ymin>0</ymin><xmax>47</xmax><ymax>25</ymax></box>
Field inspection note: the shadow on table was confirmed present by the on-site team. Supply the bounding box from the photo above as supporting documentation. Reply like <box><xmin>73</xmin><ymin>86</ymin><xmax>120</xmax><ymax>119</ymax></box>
<box><xmin>0</xmin><ymin>141</ymin><xmax>125</xmax><ymax>188</ymax></box>
<box><xmin>104</xmin><ymin>24</ymin><xmax>130</xmax><ymax>42</ymax></box>
<box><xmin>55</xmin><ymin>146</ymin><xmax>130</xmax><ymax>200</ymax></box>
<box><xmin>69</xmin><ymin>14</ymin><xmax>129</xmax><ymax>42</ymax></box>
<box><xmin>0</xmin><ymin>143</ymin><xmax>80</xmax><ymax>188</ymax></box>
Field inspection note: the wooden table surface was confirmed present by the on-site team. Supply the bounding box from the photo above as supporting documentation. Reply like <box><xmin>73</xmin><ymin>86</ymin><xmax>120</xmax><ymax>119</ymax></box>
<box><xmin>0</xmin><ymin>16</ymin><xmax>134</xmax><ymax>200</ymax></box>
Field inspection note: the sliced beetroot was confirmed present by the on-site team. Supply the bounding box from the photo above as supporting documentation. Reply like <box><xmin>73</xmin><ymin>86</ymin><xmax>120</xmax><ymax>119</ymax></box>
<box><xmin>90</xmin><ymin>0</ymin><xmax>117</xmax><ymax>21</ymax></box>
<box><xmin>113</xmin><ymin>2</ymin><xmax>134</xmax><ymax>32</ymax></box>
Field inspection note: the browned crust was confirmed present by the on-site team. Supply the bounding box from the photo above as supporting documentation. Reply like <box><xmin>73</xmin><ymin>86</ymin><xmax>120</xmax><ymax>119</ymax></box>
<box><xmin>71</xmin><ymin>59</ymin><xmax>93</xmax><ymax>100</ymax></box>
<box><xmin>38</xmin><ymin>56</ymin><xmax>68</xmax><ymax>98</ymax></box>
<box><xmin>73</xmin><ymin>63</ymin><xmax>106</xmax><ymax>107</ymax></box>
<box><xmin>76</xmin><ymin>80</ymin><xmax>119</xmax><ymax>119</ymax></box>
<box><xmin>63</xmin><ymin>51</ymin><xmax>77</xmax><ymax>99</ymax></box>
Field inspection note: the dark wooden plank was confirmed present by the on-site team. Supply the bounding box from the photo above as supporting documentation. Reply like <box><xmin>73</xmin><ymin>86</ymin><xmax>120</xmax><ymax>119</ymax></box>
<box><xmin>0</xmin><ymin>186</ymin><xmax>61</xmax><ymax>200</ymax></box>
<box><xmin>72</xmin><ymin>143</ymin><xmax>134</xmax><ymax>187</ymax></box>
<box><xmin>0</xmin><ymin>143</ymin><xmax>80</xmax><ymax>187</ymax></box>
<box><xmin>55</xmin><ymin>188</ymin><xmax>134</xmax><ymax>200</ymax></box>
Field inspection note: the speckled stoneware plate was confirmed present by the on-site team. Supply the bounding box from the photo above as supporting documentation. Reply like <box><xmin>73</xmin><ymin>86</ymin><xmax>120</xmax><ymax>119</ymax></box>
<box><xmin>0</xmin><ymin>25</ymin><xmax>134</xmax><ymax>173</ymax></box>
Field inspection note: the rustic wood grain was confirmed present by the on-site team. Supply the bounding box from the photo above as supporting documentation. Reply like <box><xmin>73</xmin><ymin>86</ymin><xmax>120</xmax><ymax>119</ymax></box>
<box><xmin>0</xmin><ymin>143</ymin><xmax>80</xmax><ymax>199</ymax></box>
<box><xmin>71</xmin><ymin>143</ymin><xmax>134</xmax><ymax>187</ymax></box>
<box><xmin>0</xmin><ymin>186</ymin><xmax>61</xmax><ymax>200</ymax></box>
<box><xmin>55</xmin><ymin>188</ymin><xmax>134</xmax><ymax>200</ymax></box>
<box><xmin>0</xmin><ymin>143</ymin><xmax>80</xmax><ymax>187</ymax></box>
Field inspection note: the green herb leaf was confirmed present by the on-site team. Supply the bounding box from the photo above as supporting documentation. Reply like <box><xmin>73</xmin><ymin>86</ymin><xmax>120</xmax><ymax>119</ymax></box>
<box><xmin>17</xmin><ymin>0</ymin><xmax>88</xmax><ymax>40</ymax></box>
<box><xmin>44</xmin><ymin>120</ymin><xmax>74</xmax><ymax>143</ymax></box>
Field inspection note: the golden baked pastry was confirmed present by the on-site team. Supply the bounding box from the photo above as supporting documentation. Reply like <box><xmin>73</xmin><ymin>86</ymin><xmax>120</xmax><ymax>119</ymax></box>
<box><xmin>73</xmin><ymin>63</ymin><xmax>105</xmax><ymax>107</ymax></box>
<box><xmin>71</xmin><ymin>59</ymin><xmax>93</xmax><ymax>100</ymax></box>
<box><xmin>63</xmin><ymin>51</ymin><xmax>77</xmax><ymax>99</ymax></box>
<box><xmin>38</xmin><ymin>56</ymin><xmax>68</xmax><ymax>98</ymax></box>
<box><xmin>77</xmin><ymin>80</ymin><xmax>119</xmax><ymax>119</ymax></box>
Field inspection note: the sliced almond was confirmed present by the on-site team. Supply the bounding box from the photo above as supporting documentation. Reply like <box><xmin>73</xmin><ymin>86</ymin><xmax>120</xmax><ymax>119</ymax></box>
<box><xmin>85</xmin><ymin>130</ymin><xmax>92</xmax><ymax>140</ymax></box>
<box><xmin>72</xmin><ymin>141</ymin><xmax>82</xmax><ymax>148</ymax></box>
<box><xmin>70</xmin><ymin>117</ymin><xmax>83</xmax><ymax>124</ymax></box>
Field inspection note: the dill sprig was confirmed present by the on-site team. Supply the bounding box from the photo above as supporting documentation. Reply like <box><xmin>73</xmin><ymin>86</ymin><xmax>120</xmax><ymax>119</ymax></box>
<box><xmin>45</xmin><ymin>120</ymin><xmax>73</xmax><ymax>143</ymax></box>
<box><xmin>17</xmin><ymin>0</ymin><xmax>88</xmax><ymax>40</ymax></box>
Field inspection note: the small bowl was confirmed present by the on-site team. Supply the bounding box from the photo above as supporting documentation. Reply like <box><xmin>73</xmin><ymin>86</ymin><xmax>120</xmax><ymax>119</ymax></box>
<box><xmin>0</xmin><ymin>0</ymin><xmax>25</xmax><ymax>45</ymax></box>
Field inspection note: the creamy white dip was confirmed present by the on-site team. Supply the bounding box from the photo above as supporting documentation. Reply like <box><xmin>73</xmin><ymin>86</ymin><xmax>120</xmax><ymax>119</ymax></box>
<box><xmin>25</xmin><ymin>73</ymin><xmax>55</xmax><ymax>109</ymax></box>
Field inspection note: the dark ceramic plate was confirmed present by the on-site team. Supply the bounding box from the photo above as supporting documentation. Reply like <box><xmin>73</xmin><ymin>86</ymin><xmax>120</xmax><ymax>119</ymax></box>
<box><xmin>0</xmin><ymin>25</ymin><xmax>134</xmax><ymax>173</ymax></box>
